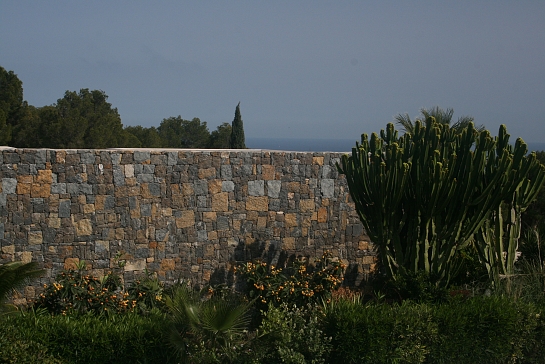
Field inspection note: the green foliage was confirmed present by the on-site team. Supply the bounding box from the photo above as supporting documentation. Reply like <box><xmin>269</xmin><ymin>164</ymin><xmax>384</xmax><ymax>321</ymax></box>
<box><xmin>209</xmin><ymin>122</ymin><xmax>232</xmax><ymax>148</ymax></box>
<box><xmin>235</xmin><ymin>252</ymin><xmax>345</xmax><ymax>309</ymax></box>
<box><xmin>157</xmin><ymin>116</ymin><xmax>210</xmax><ymax>148</ymax></box>
<box><xmin>229</xmin><ymin>102</ymin><xmax>246</xmax><ymax>149</ymax></box>
<box><xmin>338</xmin><ymin>119</ymin><xmax>545</xmax><ymax>288</ymax></box>
<box><xmin>377</xmin><ymin>270</ymin><xmax>449</xmax><ymax>304</ymax></box>
<box><xmin>395</xmin><ymin>106</ymin><xmax>484</xmax><ymax>135</ymax></box>
<box><xmin>165</xmin><ymin>283</ymin><xmax>253</xmax><ymax>363</ymax></box>
<box><xmin>250</xmin><ymin>303</ymin><xmax>332</xmax><ymax>364</ymax></box>
<box><xmin>0</xmin><ymin>310</ymin><xmax>175</xmax><ymax>363</ymax></box>
<box><xmin>124</xmin><ymin>125</ymin><xmax>163</xmax><ymax>148</ymax></box>
<box><xmin>0</xmin><ymin>261</ymin><xmax>43</xmax><ymax>313</ymax></box>
<box><xmin>0</xmin><ymin>66</ymin><xmax>23</xmax><ymax>145</ymax></box>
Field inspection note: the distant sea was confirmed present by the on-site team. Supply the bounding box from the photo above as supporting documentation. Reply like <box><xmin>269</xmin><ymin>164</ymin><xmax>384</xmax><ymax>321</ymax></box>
<box><xmin>246</xmin><ymin>138</ymin><xmax>545</xmax><ymax>154</ymax></box>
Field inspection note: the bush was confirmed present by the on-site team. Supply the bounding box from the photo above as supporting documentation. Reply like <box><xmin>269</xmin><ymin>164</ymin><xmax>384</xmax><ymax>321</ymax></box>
<box><xmin>33</xmin><ymin>266</ymin><xmax>164</xmax><ymax>316</ymax></box>
<box><xmin>235</xmin><ymin>251</ymin><xmax>344</xmax><ymax>310</ymax></box>
<box><xmin>248</xmin><ymin>303</ymin><xmax>331</xmax><ymax>364</ymax></box>
<box><xmin>0</xmin><ymin>310</ymin><xmax>175</xmax><ymax>363</ymax></box>
<box><xmin>323</xmin><ymin>296</ymin><xmax>545</xmax><ymax>364</ymax></box>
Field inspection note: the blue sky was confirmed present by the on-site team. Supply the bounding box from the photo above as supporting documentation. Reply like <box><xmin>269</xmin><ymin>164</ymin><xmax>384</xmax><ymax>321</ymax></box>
<box><xmin>1</xmin><ymin>1</ymin><xmax>544</xmax><ymax>142</ymax></box>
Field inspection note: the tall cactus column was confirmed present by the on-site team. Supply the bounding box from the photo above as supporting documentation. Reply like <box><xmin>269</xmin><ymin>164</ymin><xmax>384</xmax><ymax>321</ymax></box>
<box><xmin>338</xmin><ymin>118</ymin><xmax>545</xmax><ymax>288</ymax></box>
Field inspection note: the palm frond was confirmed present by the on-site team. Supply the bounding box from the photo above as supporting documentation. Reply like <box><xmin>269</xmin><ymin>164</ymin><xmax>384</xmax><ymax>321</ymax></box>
<box><xmin>394</xmin><ymin>113</ymin><xmax>415</xmax><ymax>134</ymax></box>
<box><xmin>0</xmin><ymin>261</ymin><xmax>43</xmax><ymax>309</ymax></box>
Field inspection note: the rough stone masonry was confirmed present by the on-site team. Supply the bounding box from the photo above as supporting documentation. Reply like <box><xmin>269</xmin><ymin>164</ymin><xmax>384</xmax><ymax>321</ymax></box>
<box><xmin>0</xmin><ymin>147</ymin><xmax>374</xmax><ymax>301</ymax></box>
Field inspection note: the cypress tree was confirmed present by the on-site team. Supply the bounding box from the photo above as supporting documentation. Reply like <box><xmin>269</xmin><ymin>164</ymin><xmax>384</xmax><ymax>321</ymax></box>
<box><xmin>229</xmin><ymin>102</ymin><xmax>246</xmax><ymax>149</ymax></box>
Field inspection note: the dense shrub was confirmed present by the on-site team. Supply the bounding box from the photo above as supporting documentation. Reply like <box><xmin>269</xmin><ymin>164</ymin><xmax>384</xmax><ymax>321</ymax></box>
<box><xmin>235</xmin><ymin>251</ymin><xmax>344</xmax><ymax>310</ymax></box>
<box><xmin>323</xmin><ymin>296</ymin><xmax>545</xmax><ymax>364</ymax></box>
<box><xmin>246</xmin><ymin>303</ymin><xmax>331</xmax><ymax>364</ymax></box>
<box><xmin>0</xmin><ymin>310</ymin><xmax>175</xmax><ymax>363</ymax></box>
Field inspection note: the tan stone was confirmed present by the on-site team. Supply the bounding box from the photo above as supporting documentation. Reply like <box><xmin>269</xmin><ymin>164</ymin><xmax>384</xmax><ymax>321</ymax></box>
<box><xmin>74</xmin><ymin>219</ymin><xmax>93</xmax><ymax>236</ymax></box>
<box><xmin>257</xmin><ymin>216</ymin><xmax>267</xmax><ymax>228</ymax></box>
<box><xmin>198</xmin><ymin>168</ymin><xmax>216</xmax><ymax>179</ymax></box>
<box><xmin>28</xmin><ymin>232</ymin><xmax>43</xmax><ymax>245</ymax></box>
<box><xmin>124</xmin><ymin>259</ymin><xmax>147</xmax><ymax>272</ymax></box>
<box><xmin>301</xmin><ymin>216</ymin><xmax>312</xmax><ymax>228</ymax></box>
<box><xmin>283</xmin><ymin>237</ymin><xmax>295</xmax><ymax>250</ymax></box>
<box><xmin>115</xmin><ymin>228</ymin><xmax>125</xmax><ymax>239</ymax></box>
<box><xmin>262</xmin><ymin>165</ymin><xmax>275</xmax><ymax>180</ymax></box>
<box><xmin>208</xmin><ymin>231</ymin><xmax>218</xmax><ymax>240</ymax></box>
<box><xmin>362</xmin><ymin>256</ymin><xmax>377</xmax><ymax>264</ymax></box>
<box><xmin>96</xmin><ymin>240</ymin><xmax>109</xmax><ymax>252</ymax></box>
<box><xmin>36</xmin><ymin>170</ymin><xmax>53</xmax><ymax>184</ymax></box>
<box><xmin>359</xmin><ymin>241</ymin><xmax>370</xmax><ymax>250</ymax></box>
<box><xmin>208</xmin><ymin>179</ymin><xmax>222</xmax><ymax>194</ymax></box>
<box><xmin>285</xmin><ymin>213</ymin><xmax>298</xmax><ymax>227</ymax></box>
<box><xmin>31</xmin><ymin>184</ymin><xmax>50</xmax><ymax>198</ymax></box>
<box><xmin>287</xmin><ymin>182</ymin><xmax>300</xmax><ymax>192</ymax></box>
<box><xmin>1</xmin><ymin>245</ymin><xmax>15</xmax><ymax>255</ymax></box>
<box><xmin>176</xmin><ymin>210</ymin><xmax>195</xmax><ymax>228</ymax></box>
<box><xmin>56</xmin><ymin>151</ymin><xmax>66</xmax><ymax>163</ymax></box>
<box><xmin>211</xmin><ymin>192</ymin><xmax>229</xmax><ymax>212</ymax></box>
<box><xmin>312</xmin><ymin>156</ymin><xmax>324</xmax><ymax>165</ymax></box>
<box><xmin>203</xmin><ymin>212</ymin><xmax>217</xmax><ymax>221</ymax></box>
<box><xmin>246</xmin><ymin>196</ymin><xmax>269</xmax><ymax>211</ymax></box>
<box><xmin>299</xmin><ymin>199</ymin><xmax>315</xmax><ymax>213</ymax></box>
<box><xmin>83</xmin><ymin>204</ymin><xmax>95</xmax><ymax>214</ymax></box>
<box><xmin>17</xmin><ymin>175</ymin><xmax>33</xmax><ymax>184</ymax></box>
<box><xmin>16</xmin><ymin>183</ymin><xmax>31</xmax><ymax>195</ymax></box>
<box><xmin>160</xmin><ymin>258</ymin><xmax>175</xmax><ymax>271</ymax></box>
<box><xmin>317</xmin><ymin>207</ymin><xmax>328</xmax><ymax>223</ymax></box>
<box><xmin>182</xmin><ymin>183</ymin><xmax>194</xmax><ymax>196</ymax></box>
<box><xmin>21</xmin><ymin>251</ymin><xmax>32</xmax><ymax>264</ymax></box>
<box><xmin>204</xmin><ymin>244</ymin><xmax>215</xmax><ymax>258</ymax></box>
<box><xmin>47</xmin><ymin>216</ymin><xmax>61</xmax><ymax>228</ymax></box>
<box><xmin>64</xmin><ymin>257</ymin><xmax>80</xmax><ymax>270</ymax></box>
<box><xmin>95</xmin><ymin>195</ymin><xmax>106</xmax><ymax>210</ymax></box>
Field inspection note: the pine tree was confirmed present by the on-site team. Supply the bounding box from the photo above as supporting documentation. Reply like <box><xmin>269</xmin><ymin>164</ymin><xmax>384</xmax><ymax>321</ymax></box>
<box><xmin>229</xmin><ymin>102</ymin><xmax>246</xmax><ymax>149</ymax></box>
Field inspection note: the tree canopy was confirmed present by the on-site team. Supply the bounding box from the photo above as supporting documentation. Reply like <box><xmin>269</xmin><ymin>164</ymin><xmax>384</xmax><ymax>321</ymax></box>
<box><xmin>229</xmin><ymin>102</ymin><xmax>246</xmax><ymax>149</ymax></box>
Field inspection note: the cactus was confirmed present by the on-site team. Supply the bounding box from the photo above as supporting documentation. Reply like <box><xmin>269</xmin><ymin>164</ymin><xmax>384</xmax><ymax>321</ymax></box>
<box><xmin>338</xmin><ymin>118</ymin><xmax>545</xmax><ymax>288</ymax></box>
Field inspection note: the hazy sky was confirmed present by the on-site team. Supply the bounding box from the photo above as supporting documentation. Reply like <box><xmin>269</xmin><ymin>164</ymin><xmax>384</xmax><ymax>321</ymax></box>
<box><xmin>1</xmin><ymin>1</ymin><xmax>544</xmax><ymax>142</ymax></box>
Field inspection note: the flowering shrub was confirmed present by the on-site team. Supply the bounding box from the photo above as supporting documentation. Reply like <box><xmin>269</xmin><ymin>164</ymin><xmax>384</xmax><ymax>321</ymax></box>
<box><xmin>34</xmin><ymin>265</ymin><xmax>164</xmax><ymax>316</ymax></box>
<box><xmin>235</xmin><ymin>251</ymin><xmax>345</xmax><ymax>308</ymax></box>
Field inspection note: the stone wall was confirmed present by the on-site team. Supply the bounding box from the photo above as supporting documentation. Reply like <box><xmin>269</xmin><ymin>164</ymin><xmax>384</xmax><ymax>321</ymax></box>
<box><xmin>0</xmin><ymin>147</ymin><xmax>374</xmax><ymax>300</ymax></box>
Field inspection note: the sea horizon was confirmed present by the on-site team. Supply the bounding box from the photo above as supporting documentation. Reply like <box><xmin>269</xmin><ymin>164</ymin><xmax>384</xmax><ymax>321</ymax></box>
<box><xmin>246</xmin><ymin>137</ymin><xmax>545</xmax><ymax>153</ymax></box>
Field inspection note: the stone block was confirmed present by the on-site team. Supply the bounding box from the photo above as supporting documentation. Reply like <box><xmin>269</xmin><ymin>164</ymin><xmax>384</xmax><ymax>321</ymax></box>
<box><xmin>299</xmin><ymin>199</ymin><xmax>315</xmax><ymax>213</ymax></box>
<box><xmin>160</xmin><ymin>258</ymin><xmax>175</xmax><ymax>271</ymax></box>
<box><xmin>317</xmin><ymin>207</ymin><xmax>328</xmax><ymax>223</ymax></box>
<box><xmin>208</xmin><ymin>180</ymin><xmax>222</xmax><ymax>194</ymax></box>
<box><xmin>28</xmin><ymin>231</ymin><xmax>43</xmax><ymax>245</ymax></box>
<box><xmin>124</xmin><ymin>259</ymin><xmax>147</xmax><ymax>272</ymax></box>
<box><xmin>222</xmin><ymin>181</ymin><xmax>235</xmax><ymax>192</ymax></box>
<box><xmin>267</xmin><ymin>180</ymin><xmax>281</xmax><ymax>198</ymax></box>
<box><xmin>36</xmin><ymin>170</ymin><xmax>53</xmax><ymax>184</ymax></box>
<box><xmin>261</xmin><ymin>165</ymin><xmax>275</xmax><ymax>180</ymax></box>
<box><xmin>285</xmin><ymin>213</ymin><xmax>298</xmax><ymax>227</ymax></box>
<box><xmin>211</xmin><ymin>192</ymin><xmax>229</xmax><ymax>212</ymax></box>
<box><xmin>64</xmin><ymin>257</ymin><xmax>80</xmax><ymax>270</ymax></box>
<box><xmin>312</xmin><ymin>156</ymin><xmax>324</xmax><ymax>165</ymax></box>
<box><xmin>74</xmin><ymin>219</ymin><xmax>93</xmax><ymax>236</ymax></box>
<box><xmin>321</xmin><ymin>179</ymin><xmax>334</xmax><ymax>198</ymax></box>
<box><xmin>176</xmin><ymin>210</ymin><xmax>195</xmax><ymax>228</ymax></box>
<box><xmin>248</xmin><ymin>180</ymin><xmax>264</xmax><ymax>196</ymax></box>
<box><xmin>2</xmin><ymin>178</ymin><xmax>17</xmax><ymax>194</ymax></box>
<box><xmin>246</xmin><ymin>196</ymin><xmax>269</xmax><ymax>211</ymax></box>
<box><xmin>198</xmin><ymin>168</ymin><xmax>216</xmax><ymax>179</ymax></box>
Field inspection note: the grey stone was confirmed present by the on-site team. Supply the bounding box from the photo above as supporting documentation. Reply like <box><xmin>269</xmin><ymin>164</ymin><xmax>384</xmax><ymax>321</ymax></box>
<box><xmin>156</xmin><ymin>229</ymin><xmax>168</xmax><ymax>241</ymax></box>
<box><xmin>59</xmin><ymin>200</ymin><xmax>71</xmax><ymax>218</ymax></box>
<box><xmin>110</xmin><ymin>153</ymin><xmax>122</xmax><ymax>165</ymax></box>
<box><xmin>0</xmin><ymin>223</ymin><xmax>4</xmax><ymax>239</ymax></box>
<box><xmin>220</xmin><ymin>165</ymin><xmax>232</xmax><ymax>179</ymax></box>
<box><xmin>167</xmin><ymin>152</ymin><xmax>178</xmax><ymax>165</ymax></box>
<box><xmin>222</xmin><ymin>181</ymin><xmax>235</xmax><ymax>192</ymax></box>
<box><xmin>148</xmin><ymin>183</ymin><xmax>161</xmax><ymax>196</ymax></box>
<box><xmin>321</xmin><ymin>179</ymin><xmax>334</xmax><ymax>198</ymax></box>
<box><xmin>194</xmin><ymin>180</ymin><xmax>208</xmax><ymax>195</ymax></box>
<box><xmin>51</xmin><ymin>183</ymin><xmax>66</xmax><ymax>194</ymax></box>
<box><xmin>113</xmin><ymin>167</ymin><xmax>125</xmax><ymax>186</ymax></box>
<box><xmin>2</xmin><ymin>178</ymin><xmax>17</xmax><ymax>194</ymax></box>
<box><xmin>267</xmin><ymin>180</ymin><xmax>281</xmax><ymax>198</ymax></box>
<box><xmin>80</xmin><ymin>152</ymin><xmax>95</xmax><ymax>164</ymax></box>
<box><xmin>217</xmin><ymin>216</ymin><xmax>229</xmax><ymax>230</ymax></box>
<box><xmin>248</xmin><ymin>180</ymin><xmax>264</xmax><ymax>196</ymax></box>
<box><xmin>197</xmin><ymin>230</ymin><xmax>208</xmax><ymax>241</ymax></box>
<box><xmin>141</xmin><ymin>204</ymin><xmax>151</xmax><ymax>217</ymax></box>
<box><xmin>137</xmin><ymin>173</ymin><xmax>154</xmax><ymax>183</ymax></box>
<box><xmin>134</xmin><ymin>151</ymin><xmax>150</xmax><ymax>163</ymax></box>
<box><xmin>0</xmin><ymin>194</ymin><xmax>6</xmax><ymax>207</ymax></box>
<box><xmin>143</xmin><ymin>164</ymin><xmax>155</xmax><ymax>174</ymax></box>
<box><xmin>104</xmin><ymin>196</ymin><xmax>116</xmax><ymax>210</ymax></box>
